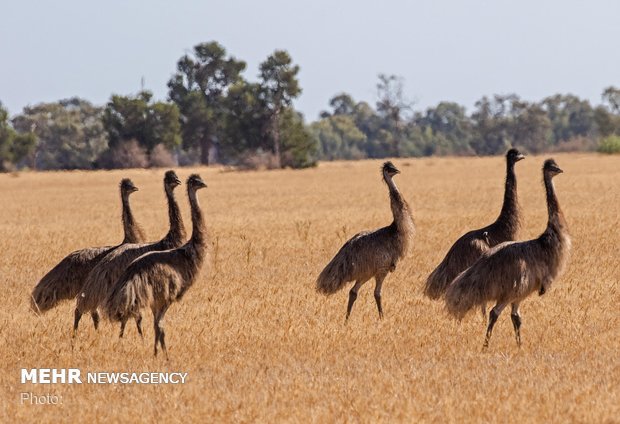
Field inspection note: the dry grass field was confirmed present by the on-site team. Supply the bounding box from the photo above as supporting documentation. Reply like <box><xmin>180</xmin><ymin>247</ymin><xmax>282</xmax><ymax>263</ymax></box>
<box><xmin>1</xmin><ymin>153</ymin><xmax>619</xmax><ymax>423</ymax></box>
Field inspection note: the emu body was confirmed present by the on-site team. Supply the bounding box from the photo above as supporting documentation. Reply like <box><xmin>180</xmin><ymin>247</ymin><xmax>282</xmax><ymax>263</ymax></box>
<box><xmin>445</xmin><ymin>159</ymin><xmax>570</xmax><ymax>348</ymax></box>
<box><xmin>316</xmin><ymin>161</ymin><xmax>414</xmax><ymax>320</ymax></box>
<box><xmin>104</xmin><ymin>174</ymin><xmax>208</xmax><ymax>359</ymax></box>
<box><xmin>74</xmin><ymin>171</ymin><xmax>185</xmax><ymax>337</ymax></box>
<box><xmin>424</xmin><ymin>148</ymin><xmax>524</xmax><ymax>300</ymax></box>
<box><xmin>30</xmin><ymin>179</ymin><xmax>144</xmax><ymax>321</ymax></box>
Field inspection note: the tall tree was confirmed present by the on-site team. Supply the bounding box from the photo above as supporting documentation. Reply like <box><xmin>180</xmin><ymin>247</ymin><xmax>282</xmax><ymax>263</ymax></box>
<box><xmin>376</xmin><ymin>74</ymin><xmax>411</xmax><ymax>157</ymax></box>
<box><xmin>602</xmin><ymin>86</ymin><xmax>620</xmax><ymax>113</ymax></box>
<box><xmin>470</xmin><ymin>94</ymin><xmax>519</xmax><ymax>155</ymax></box>
<box><xmin>103</xmin><ymin>90</ymin><xmax>181</xmax><ymax>152</ymax></box>
<box><xmin>0</xmin><ymin>102</ymin><xmax>36</xmax><ymax>171</ymax></box>
<box><xmin>168</xmin><ymin>41</ymin><xmax>246</xmax><ymax>164</ymax></box>
<box><xmin>259</xmin><ymin>50</ymin><xmax>301</xmax><ymax>168</ymax></box>
<box><xmin>415</xmin><ymin>102</ymin><xmax>474</xmax><ymax>155</ymax></box>
<box><xmin>12</xmin><ymin>98</ymin><xmax>106</xmax><ymax>170</ymax></box>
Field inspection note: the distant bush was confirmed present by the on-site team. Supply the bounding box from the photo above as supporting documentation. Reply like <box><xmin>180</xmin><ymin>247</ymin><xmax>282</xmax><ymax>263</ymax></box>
<box><xmin>549</xmin><ymin>136</ymin><xmax>598</xmax><ymax>153</ymax></box>
<box><xmin>99</xmin><ymin>139</ymin><xmax>149</xmax><ymax>169</ymax></box>
<box><xmin>149</xmin><ymin>144</ymin><xmax>177</xmax><ymax>168</ymax></box>
<box><xmin>237</xmin><ymin>149</ymin><xmax>281</xmax><ymax>170</ymax></box>
<box><xmin>598</xmin><ymin>135</ymin><xmax>620</xmax><ymax>154</ymax></box>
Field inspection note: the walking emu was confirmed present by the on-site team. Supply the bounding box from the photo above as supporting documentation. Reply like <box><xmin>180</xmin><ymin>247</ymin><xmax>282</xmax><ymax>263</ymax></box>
<box><xmin>105</xmin><ymin>174</ymin><xmax>208</xmax><ymax>358</ymax></box>
<box><xmin>445</xmin><ymin>159</ymin><xmax>570</xmax><ymax>348</ymax></box>
<box><xmin>424</xmin><ymin>148</ymin><xmax>525</xmax><ymax>300</ymax></box>
<box><xmin>30</xmin><ymin>179</ymin><xmax>145</xmax><ymax>321</ymax></box>
<box><xmin>316</xmin><ymin>161</ymin><xmax>415</xmax><ymax>320</ymax></box>
<box><xmin>74</xmin><ymin>170</ymin><xmax>185</xmax><ymax>337</ymax></box>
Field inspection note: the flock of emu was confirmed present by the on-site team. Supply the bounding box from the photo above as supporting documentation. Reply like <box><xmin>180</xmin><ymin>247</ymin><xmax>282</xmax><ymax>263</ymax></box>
<box><xmin>30</xmin><ymin>150</ymin><xmax>571</xmax><ymax>357</ymax></box>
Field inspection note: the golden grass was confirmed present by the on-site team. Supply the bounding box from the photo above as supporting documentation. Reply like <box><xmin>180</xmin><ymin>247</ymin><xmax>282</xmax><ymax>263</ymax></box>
<box><xmin>1</xmin><ymin>153</ymin><xmax>619</xmax><ymax>423</ymax></box>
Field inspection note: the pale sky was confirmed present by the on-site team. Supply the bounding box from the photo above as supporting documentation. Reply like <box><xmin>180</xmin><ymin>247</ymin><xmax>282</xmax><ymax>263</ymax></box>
<box><xmin>1</xmin><ymin>0</ymin><xmax>619</xmax><ymax>120</ymax></box>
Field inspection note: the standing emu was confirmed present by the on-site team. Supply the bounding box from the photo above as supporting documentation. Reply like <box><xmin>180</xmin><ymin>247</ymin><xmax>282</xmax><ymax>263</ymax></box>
<box><xmin>445</xmin><ymin>159</ymin><xmax>571</xmax><ymax>348</ymax></box>
<box><xmin>424</xmin><ymin>148</ymin><xmax>525</xmax><ymax>300</ymax></box>
<box><xmin>316</xmin><ymin>161</ymin><xmax>415</xmax><ymax>321</ymax></box>
<box><xmin>30</xmin><ymin>179</ymin><xmax>145</xmax><ymax>323</ymax></box>
<box><xmin>74</xmin><ymin>170</ymin><xmax>185</xmax><ymax>337</ymax></box>
<box><xmin>104</xmin><ymin>174</ymin><xmax>208</xmax><ymax>358</ymax></box>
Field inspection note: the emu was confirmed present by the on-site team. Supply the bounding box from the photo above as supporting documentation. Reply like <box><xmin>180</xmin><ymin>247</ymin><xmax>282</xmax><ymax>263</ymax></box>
<box><xmin>104</xmin><ymin>174</ymin><xmax>208</xmax><ymax>358</ymax></box>
<box><xmin>316</xmin><ymin>161</ymin><xmax>415</xmax><ymax>321</ymax></box>
<box><xmin>30</xmin><ymin>179</ymin><xmax>145</xmax><ymax>325</ymax></box>
<box><xmin>73</xmin><ymin>170</ymin><xmax>185</xmax><ymax>337</ymax></box>
<box><xmin>424</xmin><ymin>148</ymin><xmax>525</xmax><ymax>300</ymax></box>
<box><xmin>444</xmin><ymin>159</ymin><xmax>571</xmax><ymax>348</ymax></box>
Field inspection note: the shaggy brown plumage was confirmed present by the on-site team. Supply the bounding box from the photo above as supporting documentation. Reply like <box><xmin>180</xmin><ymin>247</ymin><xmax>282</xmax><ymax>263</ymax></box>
<box><xmin>104</xmin><ymin>174</ymin><xmax>208</xmax><ymax>358</ymax></box>
<box><xmin>445</xmin><ymin>159</ymin><xmax>571</xmax><ymax>348</ymax></box>
<box><xmin>30</xmin><ymin>179</ymin><xmax>144</xmax><ymax>320</ymax></box>
<box><xmin>73</xmin><ymin>171</ymin><xmax>185</xmax><ymax>337</ymax></box>
<box><xmin>424</xmin><ymin>148</ymin><xmax>525</xmax><ymax>300</ymax></box>
<box><xmin>316</xmin><ymin>161</ymin><xmax>415</xmax><ymax>320</ymax></box>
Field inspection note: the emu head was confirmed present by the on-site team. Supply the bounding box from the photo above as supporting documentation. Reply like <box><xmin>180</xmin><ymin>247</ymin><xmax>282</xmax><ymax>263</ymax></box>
<box><xmin>506</xmin><ymin>148</ymin><xmax>525</xmax><ymax>164</ymax></box>
<box><xmin>164</xmin><ymin>170</ymin><xmax>182</xmax><ymax>189</ymax></box>
<box><xmin>543</xmin><ymin>159</ymin><xmax>563</xmax><ymax>178</ymax></box>
<box><xmin>187</xmin><ymin>174</ymin><xmax>207</xmax><ymax>191</ymax></box>
<box><xmin>382</xmin><ymin>161</ymin><xmax>400</xmax><ymax>178</ymax></box>
<box><xmin>120</xmin><ymin>178</ymin><xmax>138</xmax><ymax>195</ymax></box>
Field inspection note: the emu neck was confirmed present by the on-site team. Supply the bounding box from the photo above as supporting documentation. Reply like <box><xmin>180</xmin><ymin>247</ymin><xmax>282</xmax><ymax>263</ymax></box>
<box><xmin>163</xmin><ymin>186</ymin><xmax>186</xmax><ymax>245</ymax></box>
<box><xmin>121</xmin><ymin>194</ymin><xmax>143</xmax><ymax>244</ymax></box>
<box><xmin>544</xmin><ymin>174</ymin><xmax>566</xmax><ymax>234</ymax></box>
<box><xmin>384</xmin><ymin>173</ymin><xmax>411</xmax><ymax>233</ymax></box>
<box><xmin>495</xmin><ymin>160</ymin><xmax>520</xmax><ymax>234</ymax></box>
<box><xmin>188</xmin><ymin>188</ymin><xmax>207</xmax><ymax>254</ymax></box>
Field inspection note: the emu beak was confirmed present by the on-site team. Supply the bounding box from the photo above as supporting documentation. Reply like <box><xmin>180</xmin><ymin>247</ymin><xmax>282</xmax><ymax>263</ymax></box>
<box><xmin>516</xmin><ymin>153</ymin><xmax>525</xmax><ymax>161</ymax></box>
<box><xmin>174</xmin><ymin>177</ymin><xmax>181</xmax><ymax>185</ymax></box>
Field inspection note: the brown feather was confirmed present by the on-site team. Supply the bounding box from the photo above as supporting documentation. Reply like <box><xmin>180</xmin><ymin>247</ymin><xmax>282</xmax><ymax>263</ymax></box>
<box><xmin>424</xmin><ymin>149</ymin><xmax>524</xmax><ymax>299</ymax></box>
<box><xmin>445</xmin><ymin>159</ymin><xmax>571</xmax><ymax>320</ymax></box>
<box><xmin>316</xmin><ymin>162</ymin><xmax>415</xmax><ymax>295</ymax></box>
<box><xmin>30</xmin><ymin>179</ymin><xmax>143</xmax><ymax>314</ymax></box>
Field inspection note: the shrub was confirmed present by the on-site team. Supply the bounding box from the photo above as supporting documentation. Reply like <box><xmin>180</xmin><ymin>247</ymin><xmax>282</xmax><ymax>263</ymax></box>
<box><xmin>98</xmin><ymin>139</ymin><xmax>149</xmax><ymax>169</ymax></box>
<box><xmin>150</xmin><ymin>144</ymin><xmax>177</xmax><ymax>167</ymax></box>
<box><xmin>598</xmin><ymin>135</ymin><xmax>620</xmax><ymax>154</ymax></box>
<box><xmin>237</xmin><ymin>149</ymin><xmax>281</xmax><ymax>170</ymax></box>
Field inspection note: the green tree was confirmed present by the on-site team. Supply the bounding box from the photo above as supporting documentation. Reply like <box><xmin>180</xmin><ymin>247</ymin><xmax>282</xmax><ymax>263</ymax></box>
<box><xmin>278</xmin><ymin>108</ymin><xmax>317</xmax><ymax>168</ymax></box>
<box><xmin>168</xmin><ymin>41</ymin><xmax>246</xmax><ymax>164</ymax></box>
<box><xmin>602</xmin><ymin>86</ymin><xmax>620</xmax><ymax>113</ymax></box>
<box><xmin>312</xmin><ymin>114</ymin><xmax>367</xmax><ymax>160</ymax></box>
<box><xmin>541</xmin><ymin>94</ymin><xmax>595</xmax><ymax>143</ymax></box>
<box><xmin>511</xmin><ymin>101</ymin><xmax>553</xmax><ymax>153</ymax></box>
<box><xmin>102</xmin><ymin>90</ymin><xmax>181</xmax><ymax>152</ymax></box>
<box><xmin>376</xmin><ymin>74</ymin><xmax>410</xmax><ymax>157</ymax></box>
<box><xmin>259</xmin><ymin>50</ymin><xmax>302</xmax><ymax>168</ymax></box>
<box><xmin>12</xmin><ymin>98</ymin><xmax>106</xmax><ymax>170</ymax></box>
<box><xmin>220</xmin><ymin>81</ymin><xmax>268</xmax><ymax>159</ymax></box>
<box><xmin>415</xmin><ymin>102</ymin><xmax>474</xmax><ymax>155</ymax></box>
<box><xmin>470</xmin><ymin>95</ymin><xmax>519</xmax><ymax>155</ymax></box>
<box><xmin>0</xmin><ymin>103</ymin><xmax>36</xmax><ymax>171</ymax></box>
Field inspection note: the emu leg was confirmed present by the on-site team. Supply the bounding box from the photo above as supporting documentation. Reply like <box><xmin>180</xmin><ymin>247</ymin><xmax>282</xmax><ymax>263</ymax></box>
<box><xmin>346</xmin><ymin>280</ymin><xmax>365</xmax><ymax>321</ymax></box>
<box><xmin>136</xmin><ymin>315</ymin><xmax>144</xmax><ymax>339</ymax></box>
<box><xmin>510</xmin><ymin>303</ymin><xmax>522</xmax><ymax>347</ymax></box>
<box><xmin>72</xmin><ymin>308</ymin><xmax>82</xmax><ymax>338</ymax></box>
<box><xmin>374</xmin><ymin>273</ymin><xmax>387</xmax><ymax>319</ymax></box>
<box><xmin>153</xmin><ymin>316</ymin><xmax>160</xmax><ymax>357</ymax></box>
<box><xmin>119</xmin><ymin>319</ymin><xmax>127</xmax><ymax>338</ymax></box>
<box><xmin>91</xmin><ymin>311</ymin><xmax>100</xmax><ymax>330</ymax></box>
<box><xmin>483</xmin><ymin>303</ymin><xmax>507</xmax><ymax>348</ymax></box>
<box><xmin>154</xmin><ymin>305</ymin><xmax>170</xmax><ymax>359</ymax></box>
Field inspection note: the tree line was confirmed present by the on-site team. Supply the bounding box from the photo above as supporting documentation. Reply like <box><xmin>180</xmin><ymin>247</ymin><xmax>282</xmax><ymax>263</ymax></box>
<box><xmin>1</xmin><ymin>41</ymin><xmax>620</xmax><ymax>172</ymax></box>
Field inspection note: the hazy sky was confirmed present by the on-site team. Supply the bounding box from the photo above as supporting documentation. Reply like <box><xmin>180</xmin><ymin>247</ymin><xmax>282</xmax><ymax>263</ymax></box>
<box><xmin>1</xmin><ymin>0</ymin><xmax>619</xmax><ymax>120</ymax></box>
